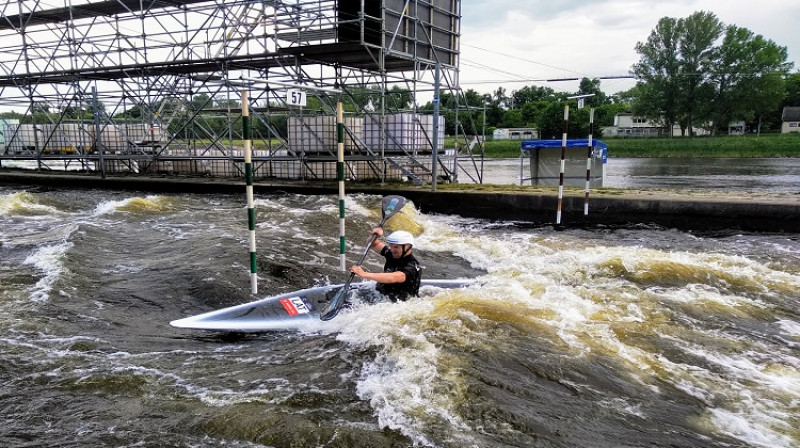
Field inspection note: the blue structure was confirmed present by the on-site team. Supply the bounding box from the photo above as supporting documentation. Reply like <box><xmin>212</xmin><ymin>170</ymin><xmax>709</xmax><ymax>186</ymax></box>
<box><xmin>521</xmin><ymin>139</ymin><xmax>608</xmax><ymax>161</ymax></box>
<box><xmin>519</xmin><ymin>139</ymin><xmax>608</xmax><ymax>186</ymax></box>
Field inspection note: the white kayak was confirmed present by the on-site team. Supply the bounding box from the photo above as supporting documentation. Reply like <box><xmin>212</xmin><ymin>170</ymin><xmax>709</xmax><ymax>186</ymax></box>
<box><xmin>170</xmin><ymin>279</ymin><xmax>476</xmax><ymax>332</ymax></box>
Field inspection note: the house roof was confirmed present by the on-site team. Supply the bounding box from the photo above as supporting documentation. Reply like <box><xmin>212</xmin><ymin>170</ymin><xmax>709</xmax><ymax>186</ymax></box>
<box><xmin>783</xmin><ymin>107</ymin><xmax>800</xmax><ymax>121</ymax></box>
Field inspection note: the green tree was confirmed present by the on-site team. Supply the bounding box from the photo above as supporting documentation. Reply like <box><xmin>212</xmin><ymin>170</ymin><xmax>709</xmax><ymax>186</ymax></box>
<box><xmin>511</xmin><ymin>85</ymin><xmax>561</xmax><ymax>108</ymax></box>
<box><xmin>632</xmin><ymin>11</ymin><xmax>791</xmax><ymax>136</ymax></box>
<box><xmin>485</xmin><ymin>102</ymin><xmax>505</xmax><ymax>128</ymax></box>
<box><xmin>609</xmin><ymin>86</ymin><xmax>639</xmax><ymax>105</ymax></box>
<box><xmin>491</xmin><ymin>86</ymin><xmax>509</xmax><ymax>109</ymax></box>
<box><xmin>342</xmin><ymin>85</ymin><xmax>412</xmax><ymax>112</ymax></box>
<box><xmin>709</xmin><ymin>25</ymin><xmax>791</xmax><ymax>133</ymax></box>
<box><xmin>633</xmin><ymin>12</ymin><xmax>723</xmax><ymax>136</ymax></box>
<box><xmin>676</xmin><ymin>11</ymin><xmax>722</xmax><ymax>136</ymax></box>
<box><xmin>520</xmin><ymin>101</ymin><xmax>549</xmax><ymax>127</ymax></box>
<box><xmin>499</xmin><ymin>109</ymin><xmax>524</xmax><ymax>128</ymax></box>
<box><xmin>632</xmin><ymin>16</ymin><xmax>683</xmax><ymax>134</ymax></box>
<box><xmin>191</xmin><ymin>93</ymin><xmax>212</xmax><ymax>111</ymax></box>
<box><xmin>538</xmin><ymin>102</ymin><xmax>592</xmax><ymax>139</ymax></box>
<box><xmin>576</xmin><ymin>78</ymin><xmax>609</xmax><ymax>106</ymax></box>
<box><xmin>785</xmin><ymin>72</ymin><xmax>800</xmax><ymax>107</ymax></box>
<box><xmin>386</xmin><ymin>86</ymin><xmax>413</xmax><ymax>110</ymax></box>
<box><xmin>0</xmin><ymin>111</ymin><xmax>23</xmax><ymax>120</ymax></box>
<box><xmin>420</xmin><ymin>88</ymin><xmax>486</xmax><ymax>135</ymax></box>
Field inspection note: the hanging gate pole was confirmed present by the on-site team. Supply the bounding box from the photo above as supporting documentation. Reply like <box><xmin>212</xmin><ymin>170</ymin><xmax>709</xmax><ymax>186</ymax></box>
<box><xmin>242</xmin><ymin>91</ymin><xmax>257</xmax><ymax>295</ymax></box>
<box><xmin>584</xmin><ymin>108</ymin><xmax>595</xmax><ymax>216</ymax></box>
<box><xmin>337</xmin><ymin>102</ymin><xmax>346</xmax><ymax>271</ymax></box>
<box><xmin>556</xmin><ymin>105</ymin><xmax>569</xmax><ymax>225</ymax></box>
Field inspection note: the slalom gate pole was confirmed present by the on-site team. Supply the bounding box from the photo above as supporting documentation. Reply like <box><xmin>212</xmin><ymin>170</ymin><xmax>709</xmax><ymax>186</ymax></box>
<box><xmin>243</xmin><ymin>91</ymin><xmax>257</xmax><ymax>295</ymax></box>
<box><xmin>556</xmin><ymin>105</ymin><xmax>569</xmax><ymax>225</ymax></box>
<box><xmin>337</xmin><ymin>102</ymin><xmax>346</xmax><ymax>271</ymax></box>
<box><xmin>584</xmin><ymin>108</ymin><xmax>595</xmax><ymax>216</ymax></box>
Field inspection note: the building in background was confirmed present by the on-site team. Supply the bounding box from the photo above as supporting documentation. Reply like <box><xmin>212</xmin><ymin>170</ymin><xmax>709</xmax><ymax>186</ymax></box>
<box><xmin>603</xmin><ymin>113</ymin><xmax>712</xmax><ymax>137</ymax></box>
<box><xmin>782</xmin><ymin>107</ymin><xmax>800</xmax><ymax>133</ymax></box>
<box><xmin>492</xmin><ymin>128</ymin><xmax>538</xmax><ymax>140</ymax></box>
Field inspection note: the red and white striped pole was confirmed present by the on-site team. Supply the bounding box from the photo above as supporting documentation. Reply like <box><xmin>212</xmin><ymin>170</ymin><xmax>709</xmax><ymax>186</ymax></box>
<box><xmin>584</xmin><ymin>108</ymin><xmax>595</xmax><ymax>216</ymax></box>
<box><xmin>556</xmin><ymin>105</ymin><xmax>569</xmax><ymax>225</ymax></box>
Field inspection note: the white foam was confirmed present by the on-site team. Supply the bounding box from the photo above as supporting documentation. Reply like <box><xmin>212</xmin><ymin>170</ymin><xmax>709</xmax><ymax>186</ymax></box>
<box><xmin>0</xmin><ymin>191</ymin><xmax>63</xmax><ymax>217</ymax></box>
<box><xmin>23</xmin><ymin>240</ymin><xmax>74</xmax><ymax>303</ymax></box>
<box><xmin>776</xmin><ymin>319</ymin><xmax>800</xmax><ymax>337</ymax></box>
<box><xmin>400</xmin><ymin>212</ymin><xmax>800</xmax><ymax>447</ymax></box>
<box><xmin>92</xmin><ymin>195</ymin><xmax>169</xmax><ymax>216</ymax></box>
<box><xmin>709</xmin><ymin>407</ymin><xmax>795</xmax><ymax>448</ymax></box>
<box><xmin>93</xmin><ymin>197</ymin><xmax>137</xmax><ymax>215</ymax></box>
<box><xmin>330</xmin><ymin>298</ymin><xmax>477</xmax><ymax>446</ymax></box>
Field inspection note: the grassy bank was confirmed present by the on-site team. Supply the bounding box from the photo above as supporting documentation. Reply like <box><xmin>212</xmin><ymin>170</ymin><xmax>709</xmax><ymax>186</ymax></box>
<box><xmin>474</xmin><ymin>133</ymin><xmax>800</xmax><ymax>158</ymax></box>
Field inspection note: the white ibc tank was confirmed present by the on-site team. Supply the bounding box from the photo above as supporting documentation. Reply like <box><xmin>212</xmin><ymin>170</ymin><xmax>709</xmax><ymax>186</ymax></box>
<box><xmin>364</xmin><ymin>113</ymin><xmax>444</xmax><ymax>153</ymax></box>
<box><xmin>288</xmin><ymin>115</ymin><xmax>363</xmax><ymax>154</ymax></box>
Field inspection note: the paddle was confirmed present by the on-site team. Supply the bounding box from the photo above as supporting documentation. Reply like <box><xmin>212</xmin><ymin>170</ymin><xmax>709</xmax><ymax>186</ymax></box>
<box><xmin>319</xmin><ymin>195</ymin><xmax>408</xmax><ymax>321</ymax></box>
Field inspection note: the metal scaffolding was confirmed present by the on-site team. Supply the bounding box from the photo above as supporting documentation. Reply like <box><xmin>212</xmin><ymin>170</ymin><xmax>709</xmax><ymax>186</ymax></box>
<box><xmin>0</xmin><ymin>0</ymin><xmax>484</xmax><ymax>184</ymax></box>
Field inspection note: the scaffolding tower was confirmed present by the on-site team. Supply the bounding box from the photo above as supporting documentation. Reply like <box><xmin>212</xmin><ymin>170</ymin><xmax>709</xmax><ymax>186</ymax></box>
<box><xmin>0</xmin><ymin>0</ymin><xmax>485</xmax><ymax>184</ymax></box>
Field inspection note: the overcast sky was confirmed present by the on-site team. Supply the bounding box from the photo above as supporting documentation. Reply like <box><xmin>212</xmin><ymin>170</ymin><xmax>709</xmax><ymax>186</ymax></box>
<box><xmin>458</xmin><ymin>0</ymin><xmax>800</xmax><ymax>98</ymax></box>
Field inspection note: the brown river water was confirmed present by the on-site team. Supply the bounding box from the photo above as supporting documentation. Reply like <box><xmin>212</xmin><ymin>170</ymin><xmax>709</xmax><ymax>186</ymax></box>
<box><xmin>1</xmin><ymin>183</ymin><xmax>799</xmax><ymax>447</ymax></box>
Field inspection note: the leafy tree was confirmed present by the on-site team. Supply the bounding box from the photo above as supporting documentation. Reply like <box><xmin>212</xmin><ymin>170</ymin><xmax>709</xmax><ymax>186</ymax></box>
<box><xmin>484</xmin><ymin>101</ymin><xmax>505</xmax><ymax>128</ymax></box>
<box><xmin>538</xmin><ymin>102</ymin><xmax>592</xmax><ymax>139</ymax></box>
<box><xmin>676</xmin><ymin>11</ymin><xmax>722</xmax><ymax>135</ymax></box>
<box><xmin>520</xmin><ymin>101</ymin><xmax>549</xmax><ymax>127</ymax></box>
<box><xmin>491</xmin><ymin>86</ymin><xmax>509</xmax><ymax>109</ymax></box>
<box><xmin>709</xmin><ymin>25</ymin><xmax>791</xmax><ymax>133</ymax></box>
<box><xmin>499</xmin><ymin>108</ymin><xmax>524</xmax><ymax>128</ymax></box>
<box><xmin>782</xmin><ymin>72</ymin><xmax>800</xmax><ymax>107</ymax></box>
<box><xmin>386</xmin><ymin>86</ymin><xmax>413</xmax><ymax>110</ymax></box>
<box><xmin>632</xmin><ymin>11</ymin><xmax>792</xmax><ymax>135</ymax></box>
<box><xmin>593</xmin><ymin>103</ymin><xmax>631</xmax><ymax>129</ymax></box>
<box><xmin>115</xmin><ymin>102</ymin><xmax>147</xmax><ymax>120</ymax></box>
<box><xmin>420</xmin><ymin>88</ymin><xmax>486</xmax><ymax>135</ymax></box>
<box><xmin>511</xmin><ymin>85</ymin><xmax>561</xmax><ymax>107</ymax></box>
<box><xmin>609</xmin><ymin>86</ymin><xmax>639</xmax><ymax>105</ymax></box>
<box><xmin>341</xmin><ymin>85</ymin><xmax>412</xmax><ymax>112</ymax></box>
<box><xmin>215</xmin><ymin>99</ymin><xmax>241</xmax><ymax>109</ymax></box>
<box><xmin>632</xmin><ymin>16</ymin><xmax>683</xmax><ymax>134</ymax></box>
<box><xmin>0</xmin><ymin>111</ymin><xmax>23</xmax><ymax>120</ymax></box>
<box><xmin>189</xmin><ymin>93</ymin><xmax>211</xmax><ymax>111</ymax></box>
<box><xmin>576</xmin><ymin>78</ymin><xmax>609</xmax><ymax>105</ymax></box>
<box><xmin>633</xmin><ymin>12</ymin><xmax>722</xmax><ymax>136</ymax></box>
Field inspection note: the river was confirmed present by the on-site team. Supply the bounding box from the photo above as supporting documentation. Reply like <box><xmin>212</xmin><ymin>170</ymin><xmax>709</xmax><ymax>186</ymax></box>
<box><xmin>480</xmin><ymin>157</ymin><xmax>800</xmax><ymax>194</ymax></box>
<box><xmin>1</xmin><ymin>182</ymin><xmax>799</xmax><ymax>447</ymax></box>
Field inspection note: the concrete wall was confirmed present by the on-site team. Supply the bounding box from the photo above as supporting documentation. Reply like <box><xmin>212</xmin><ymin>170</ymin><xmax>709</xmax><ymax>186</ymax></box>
<box><xmin>1</xmin><ymin>171</ymin><xmax>798</xmax><ymax>233</ymax></box>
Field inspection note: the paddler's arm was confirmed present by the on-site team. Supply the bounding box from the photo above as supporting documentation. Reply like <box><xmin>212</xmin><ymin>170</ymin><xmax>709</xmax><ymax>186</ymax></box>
<box><xmin>368</xmin><ymin>227</ymin><xmax>386</xmax><ymax>253</ymax></box>
<box><xmin>349</xmin><ymin>266</ymin><xmax>406</xmax><ymax>284</ymax></box>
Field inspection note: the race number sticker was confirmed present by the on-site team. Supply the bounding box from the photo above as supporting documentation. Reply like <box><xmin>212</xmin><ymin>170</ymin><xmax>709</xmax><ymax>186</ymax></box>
<box><xmin>280</xmin><ymin>297</ymin><xmax>310</xmax><ymax>316</ymax></box>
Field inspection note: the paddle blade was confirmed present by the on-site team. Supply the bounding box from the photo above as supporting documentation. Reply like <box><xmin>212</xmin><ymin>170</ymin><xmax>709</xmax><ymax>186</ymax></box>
<box><xmin>319</xmin><ymin>286</ymin><xmax>348</xmax><ymax>321</ymax></box>
<box><xmin>381</xmin><ymin>195</ymin><xmax>407</xmax><ymax>221</ymax></box>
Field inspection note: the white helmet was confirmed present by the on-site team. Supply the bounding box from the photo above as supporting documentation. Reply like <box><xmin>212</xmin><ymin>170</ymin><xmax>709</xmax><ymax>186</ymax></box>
<box><xmin>386</xmin><ymin>230</ymin><xmax>414</xmax><ymax>246</ymax></box>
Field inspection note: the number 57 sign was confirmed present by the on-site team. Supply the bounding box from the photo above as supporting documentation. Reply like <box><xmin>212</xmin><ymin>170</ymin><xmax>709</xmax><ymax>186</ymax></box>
<box><xmin>286</xmin><ymin>89</ymin><xmax>307</xmax><ymax>107</ymax></box>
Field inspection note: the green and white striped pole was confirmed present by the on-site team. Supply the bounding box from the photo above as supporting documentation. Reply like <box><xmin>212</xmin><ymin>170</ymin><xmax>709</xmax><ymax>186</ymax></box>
<box><xmin>337</xmin><ymin>102</ymin><xmax>346</xmax><ymax>271</ymax></box>
<box><xmin>243</xmin><ymin>91</ymin><xmax>257</xmax><ymax>295</ymax></box>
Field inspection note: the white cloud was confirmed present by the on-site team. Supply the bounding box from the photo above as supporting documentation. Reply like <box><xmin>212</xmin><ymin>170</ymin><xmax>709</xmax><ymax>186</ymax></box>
<box><xmin>459</xmin><ymin>0</ymin><xmax>800</xmax><ymax>96</ymax></box>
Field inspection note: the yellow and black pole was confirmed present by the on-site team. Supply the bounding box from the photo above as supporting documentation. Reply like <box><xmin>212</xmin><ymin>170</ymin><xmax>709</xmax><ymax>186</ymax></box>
<box><xmin>336</xmin><ymin>102</ymin><xmax>346</xmax><ymax>271</ymax></box>
<box><xmin>242</xmin><ymin>91</ymin><xmax>257</xmax><ymax>295</ymax></box>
